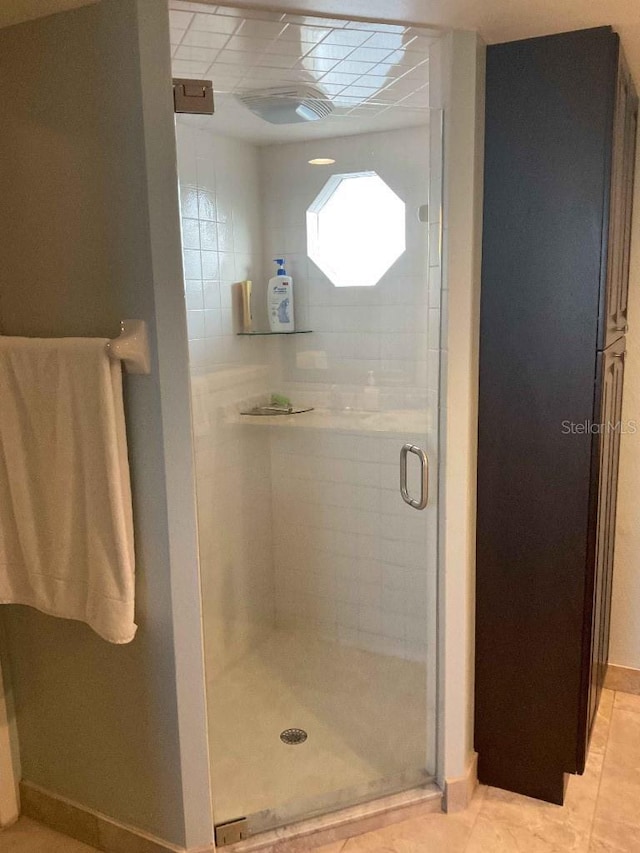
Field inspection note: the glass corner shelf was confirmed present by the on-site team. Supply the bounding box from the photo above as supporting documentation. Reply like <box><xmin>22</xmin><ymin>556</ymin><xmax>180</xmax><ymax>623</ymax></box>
<box><xmin>236</xmin><ymin>329</ymin><xmax>313</xmax><ymax>336</ymax></box>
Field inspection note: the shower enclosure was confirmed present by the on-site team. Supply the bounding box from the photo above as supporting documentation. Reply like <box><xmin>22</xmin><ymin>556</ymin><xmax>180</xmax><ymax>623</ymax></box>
<box><xmin>172</xmin><ymin>2</ymin><xmax>444</xmax><ymax>838</ymax></box>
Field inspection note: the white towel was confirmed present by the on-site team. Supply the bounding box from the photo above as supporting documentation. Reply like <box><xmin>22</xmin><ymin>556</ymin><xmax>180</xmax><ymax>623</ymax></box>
<box><xmin>0</xmin><ymin>336</ymin><xmax>137</xmax><ymax>643</ymax></box>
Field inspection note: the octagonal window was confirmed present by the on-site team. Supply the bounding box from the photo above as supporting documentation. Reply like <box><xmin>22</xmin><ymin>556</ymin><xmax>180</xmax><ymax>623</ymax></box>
<box><xmin>306</xmin><ymin>171</ymin><xmax>406</xmax><ymax>287</ymax></box>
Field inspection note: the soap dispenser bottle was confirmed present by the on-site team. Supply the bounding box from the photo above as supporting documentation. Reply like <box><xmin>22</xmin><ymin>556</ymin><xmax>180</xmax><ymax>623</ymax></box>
<box><xmin>268</xmin><ymin>258</ymin><xmax>295</xmax><ymax>332</ymax></box>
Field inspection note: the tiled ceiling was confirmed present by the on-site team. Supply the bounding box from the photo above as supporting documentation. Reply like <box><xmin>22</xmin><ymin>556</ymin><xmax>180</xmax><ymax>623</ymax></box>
<box><xmin>169</xmin><ymin>2</ymin><xmax>441</xmax><ymax>143</ymax></box>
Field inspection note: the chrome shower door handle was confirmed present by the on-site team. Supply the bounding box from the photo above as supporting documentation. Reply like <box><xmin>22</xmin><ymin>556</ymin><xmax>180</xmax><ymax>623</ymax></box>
<box><xmin>400</xmin><ymin>444</ymin><xmax>429</xmax><ymax>510</ymax></box>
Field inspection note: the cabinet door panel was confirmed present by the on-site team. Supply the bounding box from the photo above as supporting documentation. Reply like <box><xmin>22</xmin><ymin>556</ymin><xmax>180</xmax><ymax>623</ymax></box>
<box><xmin>585</xmin><ymin>338</ymin><xmax>625</xmax><ymax>750</ymax></box>
<box><xmin>616</xmin><ymin>65</ymin><xmax>638</xmax><ymax>334</ymax></box>
<box><xmin>603</xmin><ymin>58</ymin><xmax>638</xmax><ymax>347</ymax></box>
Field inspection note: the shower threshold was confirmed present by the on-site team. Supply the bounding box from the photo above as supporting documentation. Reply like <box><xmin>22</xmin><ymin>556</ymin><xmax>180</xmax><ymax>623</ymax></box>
<box><xmin>219</xmin><ymin>783</ymin><xmax>442</xmax><ymax>850</ymax></box>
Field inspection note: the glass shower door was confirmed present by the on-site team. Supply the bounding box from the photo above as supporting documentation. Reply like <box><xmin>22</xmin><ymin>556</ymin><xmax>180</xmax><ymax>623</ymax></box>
<box><xmin>202</xmin><ymin>109</ymin><xmax>443</xmax><ymax>834</ymax></box>
<box><xmin>173</xmin><ymin>2</ymin><xmax>443</xmax><ymax>839</ymax></box>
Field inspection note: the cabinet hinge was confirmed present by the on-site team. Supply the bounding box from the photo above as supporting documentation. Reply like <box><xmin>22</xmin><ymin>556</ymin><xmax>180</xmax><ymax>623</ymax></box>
<box><xmin>173</xmin><ymin>78</ymin><xmax>214</xmax><ymax>115</ymax></box>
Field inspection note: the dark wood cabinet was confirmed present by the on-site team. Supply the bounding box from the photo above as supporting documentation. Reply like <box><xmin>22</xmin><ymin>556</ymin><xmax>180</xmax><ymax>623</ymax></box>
<box><xmin>475</xmin><ymin>27</ymin><xmax>637</xmax><ymax>805</ymax></box>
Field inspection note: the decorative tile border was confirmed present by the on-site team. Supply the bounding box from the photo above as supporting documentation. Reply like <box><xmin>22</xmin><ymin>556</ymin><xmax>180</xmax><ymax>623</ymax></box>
<box><xmin>605</xmin><ymin>664</ymin><xmax>640</xmax><ymax>696</ymax></box>
<box><xmin>19</xmin><ymin>781</ymin><xmax>207</xmax><ymax>853</ymax></box>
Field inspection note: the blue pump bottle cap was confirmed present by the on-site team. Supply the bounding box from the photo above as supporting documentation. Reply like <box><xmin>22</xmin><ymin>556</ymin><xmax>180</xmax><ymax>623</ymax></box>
<box><xmin>274</xmin><ymin>258</ymin><xmax>287</xmax><ymax>276</ymax></box>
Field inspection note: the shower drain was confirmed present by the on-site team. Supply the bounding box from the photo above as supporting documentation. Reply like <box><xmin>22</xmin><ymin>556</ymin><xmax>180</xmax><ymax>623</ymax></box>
<box><xmin>280</xmin><ymin>728</ymin><xmax>308</xmax><ymax>745</ymax></box>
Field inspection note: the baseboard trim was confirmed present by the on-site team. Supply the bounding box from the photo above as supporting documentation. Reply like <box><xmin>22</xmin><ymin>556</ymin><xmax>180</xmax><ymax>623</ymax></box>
<box><xmin>19</xmin><ymin>781</ymin><xmax>212</xmax><ymax>853</ymax></box>
<box><xmin>605</xmin><ymin>664</ymin><xmax>640</xmax><ymax>696</ymax></box>
<box><xmin>226</xmin><ymin>784</ymin><xmax>443</xmax><ymax>852</ymax></box>
<box><xmin>443</xmin><ymin>753</ymin><xmax>478</xmax><ymax>813</ymax></box>
<box><xmin>19</xmin><ymin>779</ymin><xmax>444</xmax><ymax>853</ymax></box>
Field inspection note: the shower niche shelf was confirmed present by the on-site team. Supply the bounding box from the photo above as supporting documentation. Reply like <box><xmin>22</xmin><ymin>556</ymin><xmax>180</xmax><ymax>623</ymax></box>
<box><xmin>237</xmin><ymin>329</ymin><xmax>313</xmax><ymax>336</ymax></box>
<box><xmin>232</xmin><ymin>407</ymin><xmax>430</xmax><ymax>435</ymax></box>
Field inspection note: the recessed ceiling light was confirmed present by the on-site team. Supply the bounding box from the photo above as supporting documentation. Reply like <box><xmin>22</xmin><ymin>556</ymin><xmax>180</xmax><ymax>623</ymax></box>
<box><xmin>308</xmin><ymin>158</ymin><xmax>336</xmax><ymax>165</ymax></box>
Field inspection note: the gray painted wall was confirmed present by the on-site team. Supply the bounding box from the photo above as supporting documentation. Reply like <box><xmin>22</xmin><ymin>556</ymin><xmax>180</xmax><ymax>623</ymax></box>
<box><xmin>0</xmin><ymin>1</ymin><xmax>210</xmax><ymax>846</ymax></box>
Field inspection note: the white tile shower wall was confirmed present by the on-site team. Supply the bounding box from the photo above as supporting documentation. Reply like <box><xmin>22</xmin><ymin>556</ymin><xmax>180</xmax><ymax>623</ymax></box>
<box><xmin>260</xmin><ymin>127</ymin><xmax>440</xmax><ymax>661</ymax></box>
<box><xmin>271</xmin><ymin>427</ymin><xmax>438</xmax><ymax>662</ymax></box>
<box><xmin>177</xmin><ymin>120</ymin><xmax>277</xmax><ymax>675</ymax></box>
<box><xmin>259</xmin><ymin>127</ymin><xmax>438</xmax><ymax>409</ymax></box>
<box><xmin>177</xmin><ymin>121</ymin><xmax>441</xmax><ymax>665</ymax></box>
<box><xmin>191</xmin><ymin>367</ymin><xmax>276</xmax><ymax>677</ymax></box>
<box><xmin>177</xmin><ymin>120</ymin><xmax>271</xmax><ymax>368</ymax></box>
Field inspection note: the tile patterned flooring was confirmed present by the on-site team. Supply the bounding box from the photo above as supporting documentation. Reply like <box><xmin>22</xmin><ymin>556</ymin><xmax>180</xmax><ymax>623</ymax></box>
<box><xmin>2</xmin><ymin>689</ymin><xmax>639</xmax><ymax>852</ymax></box>
<box><xmin>0</xmin><ymin>816</ymin><xmax>96</xmax><ymax>852</ymax></box>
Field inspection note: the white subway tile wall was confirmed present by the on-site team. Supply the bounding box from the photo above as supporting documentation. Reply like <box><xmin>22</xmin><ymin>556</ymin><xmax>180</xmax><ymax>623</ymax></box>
<box><xmin>178</xmin><ymin>122</ymin><xmax>276</xmax><ymax>675</ymax></box>
<box><xmin>257</xmin><ymin>126</ymin><xmax>439</xmax><ymax>661</ymax></box>
<box><xmin>191</xmin><ymin>365</ymin><xmax>276</xmax><ymax>676</ymax></box>
<box><xmin>259</xmin><ymin>127</ymin><xmax>437</xmax><ymax>395</ymax></box>
<box><xmin>270</xmin><ymin>428</ymin><xmax>437</xmax><ymax>661</ymax></box>
<box><xmin>175</xmin><ymin>27</ymin><xmax>442</xmax><ymax>666</ymax></box>
<box><xmin>176</xmin><ymin>123</ymin><xmax>271</xmax><ymax>371</ymax></box>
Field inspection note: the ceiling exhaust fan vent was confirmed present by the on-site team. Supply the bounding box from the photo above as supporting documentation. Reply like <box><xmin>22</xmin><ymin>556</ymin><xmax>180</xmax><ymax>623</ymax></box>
<box><xmin>236</xmin><ymin>85</ymin><xmax>333</xmax><ymax>125</ymax></box>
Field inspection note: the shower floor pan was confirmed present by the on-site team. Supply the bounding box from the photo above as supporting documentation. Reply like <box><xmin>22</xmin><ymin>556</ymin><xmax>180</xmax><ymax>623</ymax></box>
<box><xmin>208</xmin><ymin>628</ymin><xmax>431</xmax><ymax>830</ymax></box>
